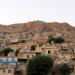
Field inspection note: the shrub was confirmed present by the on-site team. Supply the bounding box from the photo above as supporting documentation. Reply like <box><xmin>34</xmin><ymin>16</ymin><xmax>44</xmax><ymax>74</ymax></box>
<box><xmin>27</xmin><ymin>55</ymin><xmax>54</xmax><ymax>75</ymax></box>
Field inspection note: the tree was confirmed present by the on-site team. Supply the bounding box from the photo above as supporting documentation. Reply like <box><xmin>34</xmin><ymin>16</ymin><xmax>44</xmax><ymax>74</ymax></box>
<box><xmin>47</xmin><ymin>36</ymin><xmax>65</xmax><ymax>44</ymax></box>
<box><xmin>60</xmin><ymin>63</ymin><xmax>71</xmax><ymax>75</ymax></box>
<box><xmin>48</xmin><ymin>37</ymin><xmax>55</xmax><ymax>44</ymax></box>
<box><xmin>27</xmin><ymin>55</ymin><xmax>54</xmax><ymax>75</ymax></box>
<box><xmin>2</xmin><ymin>47</ymin><xmax>13</xmax><ymax>56</ymax></box>
<box><xmin>30</xmin><ymin>45</ymin><xmax>36</xmax><ymax>51</ymax></box>
<box><xmin>48</xmin><ymin>36</ymin><xmax>53</xmax><ymax>38</ymax></box>
<box><xmin>15</xmin><ymin>48</ymin><xmax>21</xmax><ymax>56</ymax></box>
<box><xmin>56</xmin><ymin>37</ymin><xmax>65</xmax><ymax>43</ymax></box>
<box><xmin>19</xmin><ymin>40</ymin><xmax>26</xmax><ymax>43</ymax></box>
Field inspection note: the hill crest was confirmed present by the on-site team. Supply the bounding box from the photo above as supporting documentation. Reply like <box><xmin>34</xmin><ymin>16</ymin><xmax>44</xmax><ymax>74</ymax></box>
<box><xmin>0</xmin><ymin>21</ymin><xmax>74</xmax><ymax>33</ymax></box>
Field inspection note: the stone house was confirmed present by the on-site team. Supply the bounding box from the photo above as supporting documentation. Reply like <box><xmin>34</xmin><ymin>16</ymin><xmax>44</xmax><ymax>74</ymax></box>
<box><xmin>36</xmin><ymin>44</ymin><xmax>60</xmax><ymax>57</ymax></box>
<box><xmin>18</xmin><ymin>48</ymin><xmax>36</xmax><ymax>63</ymax></box>
<box><xmin>58</xmin><ymin>44</ymin><xmax>74</xmax><ymax>61</ymax></box>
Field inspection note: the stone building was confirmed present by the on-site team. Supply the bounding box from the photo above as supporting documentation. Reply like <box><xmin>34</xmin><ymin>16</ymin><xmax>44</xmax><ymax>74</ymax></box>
<box><xmin>36</xmin><ymin>44</ymin><xmax>60</xmax><ymax>59</ymax></box>
<box><xmin>0</xmin><ymin>57</ymin><xmax>17</xmax><ymax>75</ymax></box>
<box><xmin>18</xmin><ymin>48</ymin><xmax>36</xmax><ymax>63</ymax></box>
<box><xmin>0</xmin><ymin>65</ymin><xmax>15</xmax><ymax>75</ymax></box>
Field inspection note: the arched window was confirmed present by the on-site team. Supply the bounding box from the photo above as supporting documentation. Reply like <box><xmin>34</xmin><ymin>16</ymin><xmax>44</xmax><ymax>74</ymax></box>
<box><xmin>27</xmin><ymin>55</ymin><xmax>29</xmax><ymax>58</ymax></box>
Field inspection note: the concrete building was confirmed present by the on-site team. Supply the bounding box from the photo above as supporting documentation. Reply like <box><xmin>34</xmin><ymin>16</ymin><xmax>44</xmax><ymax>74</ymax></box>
<box><xmin>0</xmin><ymin>65</ymin><xmax>15</xmax><ymax>75</ymax></box>
<box><xmin>0</xmin><ymin>57</ymin><xmax>17</xmax><ymax>75</ymax></box>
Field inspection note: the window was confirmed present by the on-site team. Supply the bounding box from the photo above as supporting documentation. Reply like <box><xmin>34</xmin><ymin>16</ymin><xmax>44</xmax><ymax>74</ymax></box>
<box><xmin>11</xmin><ymin>58</ymin><xmax>15</xmax><ymax>62</ymax></box>
<box><xmin>27</xmin><ymin>55</ymin><xmax>29</xmax><ymax>58</ymax></box>
<box><xmin>6</xmin><ymin>59</ymin><xmax>9</xmax><ymax>62</ymax></box>
<box><xmin>32</xmin><ymin>55</ymin><xmax>34</xmax><ymax>58</ymax></box>
<box><xmin>8</xmin><ymin>69</ymin><xmax>11</xmax><ymax>73</ymax></box>
<box><xmin>3</xmin><ymin>69</ymin><xmax>5</xmax><ymax>72</ymax></box>
<box><xmin>0</xmin><ymin>59</ymin><xmax>3</xmax><ymax>63</ymax></box>
<box><xmin>36</xmin><ymin>52</ymin><xmax>41</xmax><ymax>56</ymax></box>
<box><xmin>48</xmin><ymin>51</ymin><xmax>51</xmax><ymax>54</ymax></box>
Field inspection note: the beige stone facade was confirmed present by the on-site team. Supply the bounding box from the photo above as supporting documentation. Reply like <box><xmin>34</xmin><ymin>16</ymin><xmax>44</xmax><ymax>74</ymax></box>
<box><xmin>18</xmin><ymin>51</ymin><xmax>36</xmax><ymax>59</ymax></box>
<box><xmin>0</xmin><ymin>65</ymin><xmax>15</xmax><ymax>75</ymax></box>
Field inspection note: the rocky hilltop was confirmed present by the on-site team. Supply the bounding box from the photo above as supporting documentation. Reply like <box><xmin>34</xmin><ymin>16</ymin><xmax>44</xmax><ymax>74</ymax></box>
<box><xmin>0</xmin><ymin>21</ymin><xmax>74</xmax><ymax>33</ymax></box>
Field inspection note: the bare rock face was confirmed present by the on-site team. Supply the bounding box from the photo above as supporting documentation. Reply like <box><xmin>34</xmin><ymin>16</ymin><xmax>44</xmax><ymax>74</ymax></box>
<box><xmin>0</xmin><ymin>21</ymin><xmax>74</xmax><ymax>33</ymax></box>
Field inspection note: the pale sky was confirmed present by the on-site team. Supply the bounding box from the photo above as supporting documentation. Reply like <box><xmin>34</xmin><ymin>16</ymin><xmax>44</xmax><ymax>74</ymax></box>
<box><xmin>0</xmin><ymin>0</ymin><xmax>75</xmax><ymax>26</ymax></box>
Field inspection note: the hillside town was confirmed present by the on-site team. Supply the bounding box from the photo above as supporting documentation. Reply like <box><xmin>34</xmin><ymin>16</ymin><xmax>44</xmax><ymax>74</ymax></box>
<box><xmin>0</xmin><ymin>21</ymin><xmax>75</xmax><ymax>75</ymax></box>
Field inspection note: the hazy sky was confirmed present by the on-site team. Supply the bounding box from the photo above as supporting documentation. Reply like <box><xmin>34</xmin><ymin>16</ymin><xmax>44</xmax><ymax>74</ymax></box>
<box><xmin>0</xmin><ymin>0</ymin><xmax>75</xmax><ymax>26</ymax></box>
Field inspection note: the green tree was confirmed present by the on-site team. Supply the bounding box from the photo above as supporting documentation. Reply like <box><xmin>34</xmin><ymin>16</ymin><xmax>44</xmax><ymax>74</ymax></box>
<box><xmin>48</xmin><ymin>36</ymin><xmax>53</xmax><ymax>38</ymax></box>
<box><xmin>56</xmin><ymin>37</ymin><xmax>65</xmax><ymax>43</ymax></box>
<box><xmin>2</xmin><ymin>47</ymin><xmax>13</xmax><ymax>56</ymax></box>
<box><xmin>60</xmin><ymin>63</ymin><xmax>71</xmax><ymax>75</ymax></box>
<box><xmin>15</xmin><ymin>48</ymin><xmax>21</xmax><ymax>56</ymax></box>
<box><xmin>27</xmin><ymin>55</ymin><xmax>54</xmax><ymax>75</ymax></box>
<box><xmin>19</xmin><ymin>40</ymin><xmax>26</xmax><ymax>43</ymax></box>
<box><xmin>48</xmin><ymin>36</ymin><xmax>65</xmax><ymax>44</ymax></box>
<box><xmin>30</xmin><ymin>45</ymin><xmax>36</xmax><ymax>51</ymax></box>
